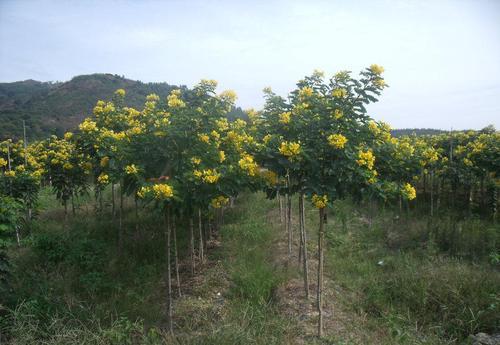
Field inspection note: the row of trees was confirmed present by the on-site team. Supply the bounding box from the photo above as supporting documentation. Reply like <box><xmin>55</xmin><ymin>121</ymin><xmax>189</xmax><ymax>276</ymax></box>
<box><xmin>1</xmin><ymin>66</ymin><xmax>499</xmax><ymax>337</ymax></box>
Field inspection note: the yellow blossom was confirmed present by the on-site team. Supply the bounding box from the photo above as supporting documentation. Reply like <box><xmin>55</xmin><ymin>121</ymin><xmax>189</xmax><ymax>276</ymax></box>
<box><xmin>64</xmin><ymin>132</ymin><xmax>73</xmax><ymax>140</ymax></box>
<box><xmin>279</xmin><ymin>141</ymin><xmax>301</xmax><ymax>158</ymax></box>
<box><xmin>370</xmin><ymin>64</ymin><xmax>385</xmax><ymax>75</ymax></box>
<box><xmin>191</xmin><ymin>157</ymin><xmax>201</xmax><ymax>165</ymax></box>
<box><xmin>333</xmin><ymin>109</ymin><xmax>343</xmax><ymax>119</ymax></box>
<box><xmin>311</xmin><ymin>194</ymin><xmax>328</xmax><ymax>209</ymax></box>
<box><xmin>167</xmin><ymin>90</ymin><xmax>186</xmax><ymax>108</ymax></box>
<box><xmin>137</xmin><ymin>186</ymin><xmax>151</xmax><ymax>199</ymax></box>
<box><xmin>219</xmin><ymin>90</ymin><xmax>237</xmax><ymax>103</ymax></box>
<box><xmin>198</xmin><ymin>134</ymin><xmax>210</xmax><ymax>144</ymax></box>
<box><xmin>63</xmin><ymin>162</ymin><xmax>73</xmax><ymax>170</ymax></box>
<box><xmin>152</xmin><ymin>184</ymin><xmax>174</xmax><ymax>200</ymax></box>
<box><xmin>114</xmin><ymin>88</ymin><xmax>126</xmax><ymax>97</ymax></box>
<box><xmin>332</xmin><ymin>88</ymin><xmax>347</xmax><ymax>98</ymax></box>
<box><xmin>262</xmin><ymin>134</ymin><xmax>272</xmax><ymax>144</ymax></box>
<box><xmin>219</xmin><ymin>150</ymin><xmax>226</xmax><ymax>163</ymax></box>
<box><xmin>125</xmin><ymin>164</ymin><xmax>138</xmax><ymax>175</ymax></box>
<box><xmin>238</xmin><ymin>153</ymin><xmax>258</xmax><ymax>176</ymax></box>
<box><xmin>299</xmin><ymin>87</ymin><xmax>314</xmax><ymax>98</ymax></box>
<box><xmin>327</xmin><ymin>134</ymin><xmax>348</xmax><ymax>149</ymax></box>
<box><xmin>211</xmin><ymin>195</ymin><xmax>229</xmax><ymax>209</ymax></box>
<box><xmin>357</xmin><ymin>149</ymin><xmax>375</xmax><ymax>170</ymax></box>
<box><xmin>4</xmin><ymin>170</ymin><xmax>15</xmax><ymax>177</ymax></box>
<box><xmin>97</xmin><ymin>173</ymin><xmax>109</xmax><ymax>185</ymax></box>
<box><xmin>279</xmin><ymin>112</ymin><xmax>291</xmax><ymax>124</ymax></box>
<box><xmin>0</xmin><ymin>158</ymin><xmax>7</xmax><ymax>167</ymax></box>
<box><xmin>401</xmin><ymin>183</ymin><xmax>416</xmax><ymax>200</ymax></box>
<box><xmin>79</xmin><ymin>118</ymin><xmax>98</xmax><ymax>132</ymax></box>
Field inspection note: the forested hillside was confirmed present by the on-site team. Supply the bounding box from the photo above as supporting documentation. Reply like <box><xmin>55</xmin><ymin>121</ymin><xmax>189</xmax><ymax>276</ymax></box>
<box><xmin>0</xmin><ymin>74</ymin><xmax>180</xmax><ymax>140</ymax></box>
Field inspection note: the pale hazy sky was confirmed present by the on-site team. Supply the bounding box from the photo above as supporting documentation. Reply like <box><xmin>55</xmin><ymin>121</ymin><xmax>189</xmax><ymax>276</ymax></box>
<box><xmin>1</xmin><ymin>0</ymin><xmax>499</xmax><ymax>129</ymax></box>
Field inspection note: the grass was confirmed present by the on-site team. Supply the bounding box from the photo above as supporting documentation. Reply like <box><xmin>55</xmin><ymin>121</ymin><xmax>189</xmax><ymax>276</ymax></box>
<box><xmin>2</xmin><ymin>191</ymin><xmax>298</xmax><ymax>344</ymax></box>
<box><xmin>304</xmin><ymin>198</ymin><xmax>500</xmax><ymax>344</ymax></box>
<box><xmin>1</xmin><ymin>189</ymin><xmax>498</xmax><ymax>344</ymax></box>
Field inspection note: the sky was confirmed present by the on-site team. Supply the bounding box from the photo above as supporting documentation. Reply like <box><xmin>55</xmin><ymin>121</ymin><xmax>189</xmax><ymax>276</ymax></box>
<box><xmin>1</xmin><ymin>0</ymin><xmax>499</xmax><ymax>130</ymax></box>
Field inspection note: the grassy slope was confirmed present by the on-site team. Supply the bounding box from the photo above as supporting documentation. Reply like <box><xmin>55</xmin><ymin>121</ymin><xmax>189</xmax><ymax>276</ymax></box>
<box><xmin>2</xmin><ymin>190</ymin><xmax>498</xmax><ymax>344</ymax></box>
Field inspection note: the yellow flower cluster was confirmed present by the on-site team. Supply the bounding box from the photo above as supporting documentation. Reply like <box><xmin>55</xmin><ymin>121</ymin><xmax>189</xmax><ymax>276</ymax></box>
<box><xmin>215</xmin><ymin>118</ymin><xmax>229</xmax><ymax>131</ymax></box>
<box><xmin>332</xmin><ymin>88</ymin><xmax>347</xmax><ymax>98</ymax></box>
<box><xmin>194</xmin><ymin>169</ymin><xmax>220</xmax><ymax>184</ymax></box>
<box><xmin>167</xmin><ymin>90</ymin><xmax>185</xmax><ymax>108</ymax></box>
<box><xmin>238</xmin><ymin>153</ymin><xmax>258</xmax><ymax>176</ymax></box>
<box><xmin>211</xmin><ymin>195</ymin><xmax>229</xmax><ymax>209</ymax></box>
<box><xmin>198</xmin><ymin>134</ymin><xmax>210</xmax><ymax>144</ymax></box>
<box><xmin>64</xmin><ymin>132</ymin><xmax>73</xmax><ymax>140</ymax></box>
<box><xmin>137</xmin><ymin>186</ymin><xmax>150</xmax><ymax>198</ymax></box>
<box><xmin>370</xmin><ymin>64</ymin><xmax>385</xmax><ymax>75</ymax></box>
<box><xmin>152</xmin><ymin>183</ymin><xmax>174</xmax><ymax>200</ymax></box>
<box><xmin>333</xmin><ymin>109</ymin><xmax>343</xmax><ymax>119</ymax></box>
<box><xmin>125</xmin><ymin>164</ymin><xmax>138</xmax><ymax>175</ymax></box>
<box><xmin>219</xmin><ymin>90</ymin><xmax>237</xmax><ymax>104</ymax></box>
<box><xmin>279</xmin><ymin>112</ymin><xmax>291</xmax><ymax>124</ymax></box>
<box><xmin>191</xmin><ymin>157</ymin><xmax>201</xmax><ymax>165</ymax></box>
<box><xmin>356</xmin><ymin>149</ymin><xmax>375</xmax><ymax>170</ymax></box>
<box><xmin>146</xmin><ymin>94</ymin><xmax>160</xmax><ymax>102</ymax></box>
<box><xmin>4</xmin><ymin>170</ymin><xmax>15</xmax><ymax>177</ymax></box>
<box><xmin>311</xmin><ymin>194</ymin><xmax>328</xmax><ymax>209</ymax></box>
<box><xmin>219</xmin><ymin>150</ymin><xmax>226</xmax><ymax>163</ymax></box>
<box><xmin>63</xmin><ymin>162</ymin><xmax>73</xmax><ymax>170</ymax></box>
<box><xmin>79</xmin><ymin>118</ymin><xmax>98</xmax><ymax>132</ymax></box>
<box><xmin>298</xmin><ymin>87</ymin><xmax>314</xmax><ymax>98</ymax></box>
<box><xmin>463</xmin><ymin>158</ymin><xmax>473</xmax><ymax>167</ymax></box>
<box><xmin>114</xmin><ymin>89</ymin><xmax>126</xmax><ymax>97</ymax></box>
<box><xmin>401</xmin><ymin>183</ymin><xmax>416</xmax><ymax>200</ymax></box>
<box><xmin>279</xmin><ymin>141</ymin><xmax>301</xmax><ymax>158</ymax></box>
<box><xmin>368</xmin><ymin>121</ymin><xmax>380</xmax><ymax>135</ymax></box>
<box><xmin>0</xmin><ymin>158</ymin><xmax>7</xmax><ymax>167</ymax></box>
<box><xmin>327</xmin><ymin>134</ymin><xmax>348</xmax><ymax>149</ymax></box>
<box><xmin>97</xmin><ymin>173</ymin><xmax>109</xmax><ymax>185</ymax></box>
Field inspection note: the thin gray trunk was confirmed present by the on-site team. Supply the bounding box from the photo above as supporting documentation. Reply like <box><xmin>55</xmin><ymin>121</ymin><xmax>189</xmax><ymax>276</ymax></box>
<box><xmin>165</xmin><ymin>210</ymin><xmax>173</xmax><ymax>335</ymax></box>
<box><xmin>189</xmin><ymin>217</ymin><xmax>195</xmax><ymax>275</ymax></box>
<box><xmin>172</xmin><ymin>215</ymin><xmax>182</xmax><ymax>297</ymax></box>
<box><xmin>300</xmin><ymin>193</ymin><xmax>309</xmax><ymax>299</ymax></box>
<box><xmin>317</xmin><ymin>207</ymin><xmax>325</xmax><ymax>337</ymax></box>
<box><xmin>198</xmin><ymin>208</ymin><xmax>204</xmax><ymax>264</ymax></box>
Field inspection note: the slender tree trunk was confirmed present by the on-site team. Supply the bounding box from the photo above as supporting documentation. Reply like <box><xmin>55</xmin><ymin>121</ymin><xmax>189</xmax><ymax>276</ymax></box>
<box><xmin>278</xmin><ymin>190</ymin><xmax>283</xmax><ymax>224</ymax></box>
<box><xmin>111</xmin><ymin>183</ymin><xmax>116</xmax><ymax>219</ymax></box>
<box><xmin>15</xmin><ymin>225</ymin><xmax>21</xmax><ymax>246</ymax></box>
<box><xmin>198</xmin><ymin>208</ymin><xmax>204</xmax><ymax>264</ymax></box>
<box><xmin>165</xmin><ymin>210</ymin><xmax>173</xmax><ymax>335</ymax></box>
<box><xmin>118</xmin><ymin>183</ymin><xmax>124</xmax><ymax>253</ymax></box>
<box><xmin>317</xmin><ymin>207</ymin><xmax>325</xmax><ymax>337</ymax></box>
<box><xmin>436</xmin><ymin>178</ymin><xmax>441</xmax><ymax>212</ymax></box>
<box><xmin>430</xmin><ymin>171</ymin><xmax>434</xmax><ymax>218</ymax></box>
<box><xmin>189</xmin><ymin>216</ymin><xmax>195</xmax><ymax>275</ymax></box>
<box><xmin>287</xmin><ymin>192</ymin><xmax>292</xmax><ymax>258</ymax></box>
<box><xmin>71</xmin><ymin>193</ymin><xmax>76</xmax><ymax>216</ymax></box>
<box><xmin>172</xmin><ymin>215</ymin><xmax>182</xmax><ymax>297</ymax></box>
<box><xmin>300</xmin><ymin>193</ymin><xmax>309</xmax><ymax>299</ymax></box>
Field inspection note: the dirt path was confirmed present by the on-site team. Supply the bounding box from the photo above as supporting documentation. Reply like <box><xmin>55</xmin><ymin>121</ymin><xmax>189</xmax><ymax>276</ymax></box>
<box><xmin>267</xmin><ymin>201</ymin><xmax>388</xmax><ymax>344</ymax></box>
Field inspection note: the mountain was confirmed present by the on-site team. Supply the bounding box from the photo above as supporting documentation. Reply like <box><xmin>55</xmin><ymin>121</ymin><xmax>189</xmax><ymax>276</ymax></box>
<box><xmin>0</xmin><ymin>74</ymin><xmax>180</xmax><ymax>140</ymax></box>
<box><xmin>390</xmin><ymin>128</ymin><xmax>449</xmax><ymax>137</ymax></box>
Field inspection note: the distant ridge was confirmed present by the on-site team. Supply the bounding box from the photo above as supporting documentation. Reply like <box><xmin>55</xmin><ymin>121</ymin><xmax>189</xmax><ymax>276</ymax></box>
<box><xmin>0</xmin><ymin>74</ymin><xmax>180</xmax><ymax>139</ymax></box>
